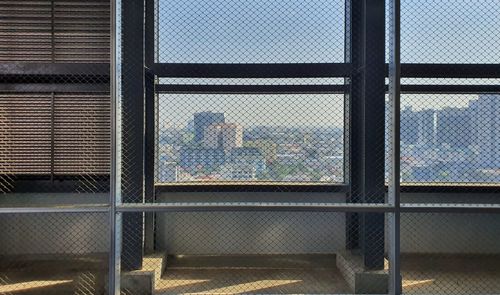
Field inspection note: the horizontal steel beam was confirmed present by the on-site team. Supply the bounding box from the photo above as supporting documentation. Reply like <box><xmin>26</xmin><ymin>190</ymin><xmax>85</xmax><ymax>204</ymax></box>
<box><xmin>152</xmin><ymin>63</ymin><xmax>352</xmax><ymax>78</ymax></box>
<box><xmin>116</xmin><ymin>202</ymin><xmax>500</xmax><ymax>213</ymax></box>
<box><xmin>400</xmin><ymin>63</ymin><xmax>500</xmax><ymax>79</ymax></box>
<box><xmin>400</xmin><ymin>184</ymin><xmax>499</xmax><ymax>194</ymax></box>
<box><xmin>0</xmin><ymin>205</ymin><xmax>110</xmax><ymax>214</ymax></box>
<box><xmin>155</xmin><ymin>84</ymin><xmax>500</xmax><ymax>95</ymax></box>
<box><xmin>1</xmin><ymin>203</ymin><xmax>498</xmax><ymax>214</ymax></box>
<box><xmin>2</xmin><ymin>63</ymin><xmax>498</xmax><ymax>80</ymax></box>
<box><xmin>156</xmin><ymin>84</ymin><xmax>346</xmax><ymax>94</ymax></box>
<box><xmin>400</xmin><ymin>204</ymin><xmax>500</xmax><ymax>214</ymax></box>
<box><xmin>117</xmin><ymin>202</ymin><xmax>393</xmax><ymax>212</ymax></box>
<box><xmin>0</xmin><ymin>83</ymin><xmax>110</xmax><ymax>93</ymax></box>
<box><xmin>155</xmin><ymin>183</ymin><xmax>349</xmax><ymax>193</ymax></box>
<box><xmin>401</xmin><ymin>84</ymin><xmax>500</xmax><ymax>94</ymax></box>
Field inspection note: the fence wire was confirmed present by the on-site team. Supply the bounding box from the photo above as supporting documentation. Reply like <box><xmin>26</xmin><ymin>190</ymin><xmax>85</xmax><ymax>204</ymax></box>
<box><xmin>120</xmin><ymin>210</ymin><xmax>388</xmax><ymax>295</ymax></box>
<box><xmin>401</xmin><ymin>213</ymin><xmax>500</xmax><ymax>294</ymax></box>
<box><xmin>0</xmin><ymin>0</ymin><xmax>111</xmax><ymax>197</ymax></box>
<box><xmin>0</xmin><ymin>213</ymin><xmax>109</xmax><ymax>295</ymax></box>
<box><xmin>1</xmin><ymin>0</ymin><xmax>500</xmax><ymax>294</ymax></box>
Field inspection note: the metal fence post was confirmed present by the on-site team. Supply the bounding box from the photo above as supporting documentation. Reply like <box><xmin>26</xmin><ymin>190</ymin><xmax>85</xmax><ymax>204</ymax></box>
<box><xmin>109</xmin><ymin>0</ymin><xmax>121</xmax><ymax>293</ymax></box>
<box><xmin>388</xmin><ymin>0</ymin><xmax>402</xmax><ymax>293</ymax></box>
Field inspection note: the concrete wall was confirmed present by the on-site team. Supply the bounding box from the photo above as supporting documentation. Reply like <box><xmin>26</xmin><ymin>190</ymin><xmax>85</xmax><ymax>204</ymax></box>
<box><xmin>157</xmin><ymin>211</ymin><xmax>345</xmax><ymax>254</ymax></box>
<box><xmin>0</xmin><ymin>212</ymin><xmax>109</xmax><ymax>255</ymax></box>
<box><xmin>0</xmin><ymin>193</ymin><xmax>109</xmax><ymax>255</ymax></box>
<box><xmin>156</xmin><ymin>192</ymin><xmax>346</xmax><ymax>254</ymax></box>
<box><xmin>400</xmin><ymin>212</ymin><xmax>500</xmax><ymax>254</ymax></box>
<box><xmin>1</xmin><ymin>192</ymin><xmax>499</xmax><ymax>255</ymax></box>
<box><xmin>156</xmin><ymin>192</ymin><xmax>500</xmax><ymax>255</ymax></box>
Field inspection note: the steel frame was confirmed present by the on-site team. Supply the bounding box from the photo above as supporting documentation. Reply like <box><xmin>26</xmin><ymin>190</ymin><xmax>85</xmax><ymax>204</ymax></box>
<box><xmin>1</xmin><ymin>0</ymin><xmax>498</xmax><ymax>294</ymax></box>
<box><xmin>387</xmin><ymin>0</ymin><xmax>402</xmax><ymax>293</ymax></box>
<box><xmin>2</xmin><ymin>203</ymin><xmax>500</xmax><ymax>214</ymax></box>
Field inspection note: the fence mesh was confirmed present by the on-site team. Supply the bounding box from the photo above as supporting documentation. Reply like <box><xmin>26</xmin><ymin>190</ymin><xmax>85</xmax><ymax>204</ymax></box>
<box><xmin>0</xmin><ymin>0</ymin><xmax>111</xmax><ymax>197</ymax></box>
<box><xmin>0</xmin><ymin>213</ymin><xmax>109</xmax><ymax>295</ymax></box>
<box><xmin>401</xmin><ymin>213</ymin><xmax>500</xmax><ymax>294</ymax></box>
<box><xmin>156</xmin><ymin>92</ymin><xmax>345</xmax><ymax>185</ymax></box>
<box><xmin>399</xmin><ymin>93</ymin><xmax>500</xmax><ymax>185</ymax></box>
<box><xmin>120</xmin><ymin>210</ymin><xmax>388</xmax><ymax>295</ymax></box>
<box><xmin>1</xmin><ymin>0</ymin><xmax>500</xmax><ymax>294</ymax></box>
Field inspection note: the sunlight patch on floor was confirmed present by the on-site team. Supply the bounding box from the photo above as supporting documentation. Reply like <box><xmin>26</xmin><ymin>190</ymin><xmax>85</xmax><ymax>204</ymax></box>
<box><xmin>0</xmin><ymin>279</ymin><xmax>73</xmax><ymax>293</ymax></box>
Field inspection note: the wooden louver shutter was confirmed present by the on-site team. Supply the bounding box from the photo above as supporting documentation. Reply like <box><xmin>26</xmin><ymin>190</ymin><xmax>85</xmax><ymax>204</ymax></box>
<box><xmin>0</xmin><ymin>0</ymin><xmax>110</xmax><ymax>63</ymax></box>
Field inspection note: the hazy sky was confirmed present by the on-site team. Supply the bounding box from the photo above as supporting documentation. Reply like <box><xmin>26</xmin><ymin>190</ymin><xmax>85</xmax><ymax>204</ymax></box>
<box><xmin>155</xmin><ymin>0</ymin><xmax>499</xmax><ymax>128</ymax></box>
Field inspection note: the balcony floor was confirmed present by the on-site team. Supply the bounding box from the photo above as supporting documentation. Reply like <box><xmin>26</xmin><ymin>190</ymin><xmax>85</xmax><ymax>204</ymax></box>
<box><xmin>1</xmin><ymin>253</ymin><xmax>499</xmax><ymax>294</ymax></box>
<box><xmin>0</xmin><ymin>254</ymin><xmax>107</xmax><ymax>295</ymax></box>
<box><xmin>156</xmin><ymin>254</ymin><xmax>350</xmax><ymax>294</ymax></box>
<box><xmin>401</xmin><ymin>254</ymin><xmax>500</xmax><ymax>294</ymax></box>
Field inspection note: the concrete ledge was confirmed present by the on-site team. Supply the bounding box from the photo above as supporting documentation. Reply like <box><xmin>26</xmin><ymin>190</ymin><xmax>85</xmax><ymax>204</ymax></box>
<box><xmin>336</xmin><ymin>250</ymin><xmax>388</xmax><ymax>294</ymax></box>
<box><xmin>119</xmin><ymin>253</ymin><xmax>167</xmax><ymax>295</ymax></box>
<box><xmin>121</xmin><ymin>271</ymin><xmax>154</xmax><ymax>295</ymax></box>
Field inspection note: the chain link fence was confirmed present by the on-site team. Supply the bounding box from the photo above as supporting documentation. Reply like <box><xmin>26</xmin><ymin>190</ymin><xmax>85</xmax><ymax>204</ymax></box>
<box><xmin>0</xmin><ymin>0</ymin><xmax>111</xmax><ymax>196</ymax></box>
<box><xmin>0</xmin><ymin>212</ymin><xmax>110</xmax><ymax>294</ymax></box>
<box><xmin>0</xmin><ymin>0</ymin><xmax>112</xmax><ymax>294</ymax></box>
<box><xmin>401</xmin><ymin>213</ymin><xmax>500</xmax><ymax>294</ymax></box>
<box><xmin>1</xmin><ymin>0</ymin><xmax>499</xmax><ymax>294</ymax></box>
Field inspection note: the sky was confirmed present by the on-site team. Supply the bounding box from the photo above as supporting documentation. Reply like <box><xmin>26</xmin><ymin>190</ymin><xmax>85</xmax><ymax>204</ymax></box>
<box><xmin>155</xmin><ymin>0</ymin><xmax>500</xmax><ymax>128</ymax></box>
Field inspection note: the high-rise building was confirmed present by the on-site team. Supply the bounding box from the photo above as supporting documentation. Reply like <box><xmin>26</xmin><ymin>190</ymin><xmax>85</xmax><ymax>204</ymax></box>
<box><xmin>436</xmin><ymin>107</ymin><xmax>471</xmax><ymax>148</ymax></box>
<box><xmin>193</xmin><ymin>112</ymin><xmax>225</xmax><ymax>143</ymax></box>
<box><xmin>470</xmin><ymin>95</ymin><xmax>500</xmax><ymax>169</ymax></box>
<box><xmin>415</xmin><ymin>109</ymin><xmax>436</xmax><ymax>146</ymax></box>
<box><xmin>401</xmin><ymin>106</ymin><xmax>419</xmax><ymax>145</ymax></box>
<box><xmin>203</xmin><ymin>123</ymin><xmax>243</xmax><ymax>152</ymax></box>
<box><xmin>400</xmin><ymin>106</ymin><xmax>436</xmax><ymax>146</ymax></box>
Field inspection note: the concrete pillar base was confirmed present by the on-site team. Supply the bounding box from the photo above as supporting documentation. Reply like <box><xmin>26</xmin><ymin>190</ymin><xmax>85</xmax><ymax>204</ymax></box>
<box><xmin>336</xmin><ymin>250</ymin><xmax>389</xmax><ymax>294</ymax></box>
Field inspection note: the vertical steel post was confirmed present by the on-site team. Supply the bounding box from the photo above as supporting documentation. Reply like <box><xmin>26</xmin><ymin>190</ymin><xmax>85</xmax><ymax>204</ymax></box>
<box><xmin>121</xmin><ymin>0</ymin><xmax>146</xmax><ymax>270</ymax></box>
<box><xmin>109</xmin><ymin>0</ymin><xmax>121</xmax><ymax>293</ymax></box>
<box><xmin>347</xmin><ymin>0</ymin><xmax>387</xmax><ymax>269</ymax></box>
<box><xmin>388</xmin><ymin>0</ymin><xmax>402</xmax><ymax>293</ymax></box>
<box><xmin>143</xmin><ymin>0</ymin><xmax>156</xmax><ymax>253</ymax></box>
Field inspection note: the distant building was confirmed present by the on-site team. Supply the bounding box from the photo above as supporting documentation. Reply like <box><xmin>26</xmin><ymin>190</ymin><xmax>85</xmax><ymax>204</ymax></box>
<box><xmin>179</xmin><ymin>147</ymin><xmax>225</xmax><ymax>172</ymax></box>
<box><xmin>436</xmin><ymin>107</ymin><xmax>471</xmax><ymax>148</ymax></box>
<box><xmin>203</xmin><ymin>123</ymin><xmax>243</xmax><ymax>152</ymax></box>
<box><xmin>401</xmin><ymin>106</ymin><xmax>419</xmax><ymax>145</ymax></box>
<box><xmin>244</xmin><ymin>139</ymin><xmax>278</xmax><ymax>164</ymax></box>
<box><xmin>415</xmin><ymin>109</ymin><xmax>436</xmax><ymax>146</ymax></box>
<box><xmin>470</xmin><ymin>95</ymin><xmax>500</xmax><ymax>169</ymax></box>
<box><xmin>401</xmin><ymin>106</ymin><xmax>436</xmax><ymax>146</ymax></box>
<box><xmin>221</xmin><ymin>164</ymin><xmax>258</xmax><ymax>180</ymax></box>
<box><xmin>193</xmin><ymin>112</ymin><xmax>225</xmax><ymax>143</ymax></box>
<box><xmin>227</xmin><ymin>147</ymin><xmax>266</xmax><ymax>175</ymax></box>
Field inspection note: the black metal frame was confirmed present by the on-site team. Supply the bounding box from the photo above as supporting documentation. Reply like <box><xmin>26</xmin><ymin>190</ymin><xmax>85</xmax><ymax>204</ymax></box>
<box><xmin>142</xmin><ymin>0</ymin><xmax>500</xmax><ymax>274</ymax></box>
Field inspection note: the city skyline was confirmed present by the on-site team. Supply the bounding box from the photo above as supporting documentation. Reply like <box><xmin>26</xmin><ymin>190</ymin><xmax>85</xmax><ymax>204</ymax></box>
<box><xmin>159</xmin><ymin>93</ymin><xmax>492</xmax><ymax>130</ymax></box>
<box><xmin>158</xmin><ymin>94</ymin><xmax>499</xmax><ymax>183</ymax></box>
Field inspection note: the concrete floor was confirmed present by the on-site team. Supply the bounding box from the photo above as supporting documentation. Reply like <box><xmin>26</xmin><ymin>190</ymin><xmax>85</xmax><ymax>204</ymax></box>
<box><xmin>0</xmin><ymin>254</ymin><xmax>107</xmax><ymax>295</ymax></box>
<box><xmin>155</xmin><ymin>254</ymin><xmax>351</xmax><ymax>294</ymax></box>
<box><xmin>401</xmin><ymin>254</ymin><xmax>500</xmax><ymax>294</ymax></box>
<box><xmin>1</xmin><ymin>254</ymin><xmax>499</xmax><ymax>294</ymax></box>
